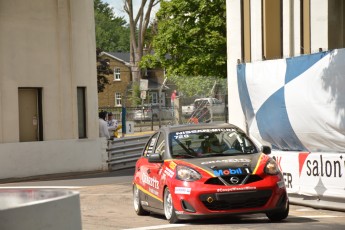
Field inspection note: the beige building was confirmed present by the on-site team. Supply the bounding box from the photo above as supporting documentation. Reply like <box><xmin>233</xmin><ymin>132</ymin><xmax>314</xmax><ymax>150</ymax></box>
<box><xmin>0</xmin><ymin>0</ymin><xmax>104</xmax><ymax>180</ymax></box>
<box><xmin>227</xmin><ymin>0</ymin><xmax>345</xmax><ymax>131</ymax></box>
<box><xmin>98</xmin><ymin>52</ymin><xmax>132</xmax><ymax>108</ymax></box>
<box><xmin>98</xmin><ymin>52</ymin><xmax>171</xmax><ymax>110</ymax></box>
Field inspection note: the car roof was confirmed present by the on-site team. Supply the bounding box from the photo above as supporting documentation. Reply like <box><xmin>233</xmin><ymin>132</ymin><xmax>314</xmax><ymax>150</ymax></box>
<box><xmin>159</xmin><ymin>123</ymin><xmax>243</xmax><ymax>134</ymax></box>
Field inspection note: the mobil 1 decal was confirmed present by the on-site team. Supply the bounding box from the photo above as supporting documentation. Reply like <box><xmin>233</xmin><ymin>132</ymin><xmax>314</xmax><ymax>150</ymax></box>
<box><xmin>213</xmin><ymin>167</ymin><xmax>251</xmax><ymax>176</ymax></box>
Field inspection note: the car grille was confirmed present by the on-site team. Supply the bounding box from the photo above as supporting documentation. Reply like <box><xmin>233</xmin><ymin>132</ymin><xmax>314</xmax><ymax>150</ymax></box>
<box><xmin>204</xmin><ymin>175</ymin><xmax>262</xmax><ymax>186</ymax></box>
<box><xmin>200</xmin><ymin>190</ymin><xmax>272</xmax><ymax>211</ymax></box>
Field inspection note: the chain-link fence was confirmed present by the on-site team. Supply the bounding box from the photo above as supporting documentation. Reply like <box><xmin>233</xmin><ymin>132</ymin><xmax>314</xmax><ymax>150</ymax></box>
<box><xmin>99</xmin><ymin>77</ymin><xmax>228</xmax><ymax>133</ymax></box>
<box><xmin>99</xmin><ymin>95</ymin><xmax>228</xmax><ymax>133</ymax></box>
<box><xmin>177</xmin><ymin>94</ymin><xmax>228</xmax><ymax>124</ymax></box>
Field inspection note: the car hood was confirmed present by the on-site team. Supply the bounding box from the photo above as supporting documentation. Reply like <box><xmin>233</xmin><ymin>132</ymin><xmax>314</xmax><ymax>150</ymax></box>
<box><xmin>172</xmin><ymin>153</ymin><xmax>263</xmax><ymax>176</ymax></box>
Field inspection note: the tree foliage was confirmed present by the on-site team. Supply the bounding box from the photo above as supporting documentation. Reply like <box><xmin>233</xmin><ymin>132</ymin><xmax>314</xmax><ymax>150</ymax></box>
<box><xmin>170</xmin><ymin>76</ymin><xmax>227</xmax><ymax>97</ymax></box>
<box><xmin>94</xmin><ymin>0</ymin><xmax>130</xmax><ymax>52</ymax></box>
<box><xmin>142</xmin><ymin>0</ymin><xmax>227</xmax><ymax>78</ymax></box>
<box><xmin>94</xmin><ymin>0</ymin><xmax>131</xmax><ymax>92</ymax></box>
<box><xmin>96</xmin><ymin>48</ymin><xmax>112</xmax><ymax>93</ymax></box>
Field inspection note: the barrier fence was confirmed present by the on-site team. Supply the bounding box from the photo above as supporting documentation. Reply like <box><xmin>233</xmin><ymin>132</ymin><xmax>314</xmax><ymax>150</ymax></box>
<box><xmin>107</xmin><ymin>134</ymin><xmax>151</xmax><ymax>171</ymax></box>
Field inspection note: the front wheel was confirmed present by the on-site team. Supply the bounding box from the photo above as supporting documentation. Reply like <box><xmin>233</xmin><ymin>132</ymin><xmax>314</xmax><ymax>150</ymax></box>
<box><xmin>163</xmin><ymin>187</ymin><xmax>180</xmax><ymax>223</ymax></box>
<box><xmin>266</xmin><ymin>201</ymin><xmax>289</xmax><ymax>221</ymax></box>
<box><xmin>133</xmin><ymin>184</ymin><xmax>149</xmax><ymax>215</ymax></box>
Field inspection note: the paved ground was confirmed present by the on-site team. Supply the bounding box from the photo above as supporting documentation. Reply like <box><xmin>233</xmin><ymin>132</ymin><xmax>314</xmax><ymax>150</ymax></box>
<box><xmin>75</xmin><ymin>184</ymin><xmax>345</xmax><ymax>230</ymax></box>
<box><xmin>2</xmin><ymin>170</ymin><xmax>345</xmax><ymax>230</ymax></box>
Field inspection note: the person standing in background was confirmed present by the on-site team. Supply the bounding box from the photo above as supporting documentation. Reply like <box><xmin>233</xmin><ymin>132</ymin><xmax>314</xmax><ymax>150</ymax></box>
<box><xmin>171</xmin><ymin>90</ymin><xmax>177</xmax><ymax>124</ymax></box>
<box><xmin>99</xmin><ymin>111</ymin><xmax>110</xmax><ymax>139</ymax></box>
<box><xmin>107</xmin><ymin>112</ymin><xmax>118</xmax><ymax>139</ymax></box>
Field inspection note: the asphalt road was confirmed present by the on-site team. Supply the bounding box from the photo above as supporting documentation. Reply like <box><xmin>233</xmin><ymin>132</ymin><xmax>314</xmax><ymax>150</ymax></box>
<box><xmin>1</xmin><ymin>169</ymin><xmax>345</xmax><ymax>230</ymax></box>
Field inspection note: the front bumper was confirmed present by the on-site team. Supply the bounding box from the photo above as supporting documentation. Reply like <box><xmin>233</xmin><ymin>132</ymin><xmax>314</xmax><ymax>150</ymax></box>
<box><xmin>170</xmin><ymin>179</ymin><xmax>288</xmax><ymax>219</ymax></box>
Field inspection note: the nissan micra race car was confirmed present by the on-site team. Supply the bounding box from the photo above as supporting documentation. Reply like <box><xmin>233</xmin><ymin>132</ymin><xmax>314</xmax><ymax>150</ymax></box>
<box><xmin>133</xmin><ymin>123</ymin><xmax>289</xmax><ymax>223</ymax></box>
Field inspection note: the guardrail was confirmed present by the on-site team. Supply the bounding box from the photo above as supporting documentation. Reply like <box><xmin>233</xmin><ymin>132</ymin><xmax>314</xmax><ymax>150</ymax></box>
<box><xmin>107</xmin><ymin>135</ymin><xmax>151</xmax><ymax>171</ymax></box>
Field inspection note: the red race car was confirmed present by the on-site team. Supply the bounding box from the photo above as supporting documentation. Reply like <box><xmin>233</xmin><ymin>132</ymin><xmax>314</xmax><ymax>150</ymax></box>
<box><xmin>133</xmin><ymin>123</ymin><xmax>289</xmax><ymax>223</ymax></box>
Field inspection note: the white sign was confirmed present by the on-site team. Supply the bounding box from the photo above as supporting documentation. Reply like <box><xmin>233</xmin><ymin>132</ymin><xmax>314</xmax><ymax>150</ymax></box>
<box><xmin>140</xmin><ymin>90</ymin><xmax>146</xmax><ymax>99</ymax></box>
<box><xmin>271</xmin><ymin>151</ymin><xmax>345</xmax><ymax>200</ymax></box>
<box><xmin>140</xmin><ymin>79</ymin><xmax>148</xmax><ymax>91</ymax></box>
<box><xmin>126</xmin><ymin>121</ymin><xmax>134</xmax><ymax>134</ymax></box>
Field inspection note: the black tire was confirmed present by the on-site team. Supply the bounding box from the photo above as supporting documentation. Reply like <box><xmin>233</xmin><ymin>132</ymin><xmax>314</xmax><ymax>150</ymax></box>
<box><xmin>133</xmin><ymin>184</ymin><xmax>149</xmax><ymax>215</ymax></box>
<box><xmin>163</xmin><ymin>187</ymin><xmax>180</xmax><ymax>223</ymax></box>
<box><xmin>266</xmin><ymin>201</ymin><xmax>289</xmax><ymax>221</ymax></box>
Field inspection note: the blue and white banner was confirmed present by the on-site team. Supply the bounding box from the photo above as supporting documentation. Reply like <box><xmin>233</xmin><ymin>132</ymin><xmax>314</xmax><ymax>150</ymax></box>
<box><xmin>238</xmin><ymin>49</ymin><xmax>345</xmax><ymax>152</ymax></box>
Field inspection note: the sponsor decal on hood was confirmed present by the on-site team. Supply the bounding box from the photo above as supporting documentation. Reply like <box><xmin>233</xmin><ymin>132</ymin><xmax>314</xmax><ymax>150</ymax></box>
<box><xmin>177</xmin><ymin>154</ymin><xmax>262</xmax><ymax>176</ymax></box>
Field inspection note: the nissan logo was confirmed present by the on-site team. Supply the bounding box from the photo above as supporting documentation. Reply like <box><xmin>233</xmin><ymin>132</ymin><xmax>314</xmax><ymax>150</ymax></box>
<box><xmin>230</xmin><ymin>177</ymin><xmax>240</xmax><ymax>184</ymax></box>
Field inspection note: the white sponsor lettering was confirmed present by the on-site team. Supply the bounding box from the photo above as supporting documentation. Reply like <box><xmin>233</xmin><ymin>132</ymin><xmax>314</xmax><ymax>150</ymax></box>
<box><xmin>175</xmin><ymin>187</ymin><xmax>191</xmax><ymax>195</ymax></box>
<box><xmin>201</xmin><ymin>159</ymin><xmax>251</xmax><ymax>165</ymax></box>
<box><xmin>149</xmin><ymin>187</ymin><xmax>159</xmax><ymax>196</ymax></box>
<box><xmin>217</xmin><ymin>186</ymin><xmax>256</xmax><ymax>192</ymax></box>
<box><xmin>164</xmin><ymin>168</ymin><xmax>174</xmax><ymax>178</ymax></box>
<box><xmin>175</xmin><ymin>128</ymin><xmax>235</xmax><ymax>136</ymax></box>
<box><xmin>141</xmin><ymin>173</ymin><xmax>159</xmax><ymax>189</ymax></box>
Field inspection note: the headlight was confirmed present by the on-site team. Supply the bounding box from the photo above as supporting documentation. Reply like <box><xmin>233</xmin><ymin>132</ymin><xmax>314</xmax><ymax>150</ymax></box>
<box><xmin>264</xmin><ymin>159</ymin><xmax>280</xmax><ymax>175</ymax></box>
<box><xmin>176</xmin><ymin>165</ymin><xmax>201</xmax><ymax>181</ymax></box>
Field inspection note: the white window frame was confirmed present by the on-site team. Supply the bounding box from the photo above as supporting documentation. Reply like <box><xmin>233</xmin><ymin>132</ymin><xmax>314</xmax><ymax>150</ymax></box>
<box><xmin>150</xmin><ymin>92</ymin><xmax>158</xmax><ymax>104</ymax></box>
<box><xmin>115</xmin><ymin>92</ymin><xmax>122</xmax><ymax>106</ymax></box>
<box><xmin>114</xmin><ymin>67</ymin><xmax>121</xmax><ymax>81</ymax></box>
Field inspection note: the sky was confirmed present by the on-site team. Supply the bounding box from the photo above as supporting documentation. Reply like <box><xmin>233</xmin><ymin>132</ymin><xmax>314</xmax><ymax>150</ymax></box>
<box><xmin>101</xmin><ymin>0</ymin><xmax>159</xmax><ymax>22</ymax></box>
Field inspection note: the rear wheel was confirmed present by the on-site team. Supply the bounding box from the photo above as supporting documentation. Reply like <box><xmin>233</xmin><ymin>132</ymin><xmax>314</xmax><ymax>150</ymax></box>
<box><xmin>133</xmin><ymin>184</ymin><xmax>149</xmax><ymax>215</ymax></box>
<box><xmin>266</xmin><ymin>201</ymin><xmax>289</xmax><ymax>221</ymax></box>
<box><xmin>164</xmin><ymin>187</ymin><xmax>179</xmax><ymax>223</ymax></box>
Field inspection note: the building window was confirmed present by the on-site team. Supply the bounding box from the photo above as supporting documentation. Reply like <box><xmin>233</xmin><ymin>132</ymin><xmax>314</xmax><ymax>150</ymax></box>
<box><xmin>262</xmin><ymin>0</ymin><xmax>282</xmax><ymax>60</ymax></box>
<box><xmin>150</xmin><ymin>92</ymin><xmax>158</xmax><ymax>104</ymax></box>
<box><xmin>300</xmin><ymin>0</ymin><xmax>311</xmax><ymax>54</ymax></box>
<box><xmin>115</xmin><ymin>92</ymin><xmax>122</xmax><ymax>106</ymax></box>
<box><xmin>241</xmin><ymin>0</ymin><xmax>251</xmax><ymax>63</ymax></box>
<box><xmin>18</xmin><ymin>88</ymin><xmax>43</xmax><ymax>142</ymax></box>
<box><xmin>114</xmin><ymin>68</ymin><xmax>121</xmax><ymax>81</ymax></box>
<box><xmin>77</xmin><ymin>87</ymin><xmax>87</xmax><ymax>138</ymax></box>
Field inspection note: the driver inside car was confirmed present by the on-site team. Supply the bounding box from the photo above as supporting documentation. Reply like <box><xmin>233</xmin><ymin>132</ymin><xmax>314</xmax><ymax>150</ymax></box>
<box><xmin>197</xmin><ymin>134</ymin><xmax>228</xmax><ymax>155</ymax></box>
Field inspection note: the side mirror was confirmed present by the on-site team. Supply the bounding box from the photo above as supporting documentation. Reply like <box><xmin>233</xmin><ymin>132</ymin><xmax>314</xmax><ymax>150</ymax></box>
<box><xmin>261</xmin><ymin>145</ymin><xmax>271</xmax><ymax>154</ymax></box>
<box><xmin>148</xmin><ymin>153</ymin><xmax>163</xmax><ymax>163</ymax></box>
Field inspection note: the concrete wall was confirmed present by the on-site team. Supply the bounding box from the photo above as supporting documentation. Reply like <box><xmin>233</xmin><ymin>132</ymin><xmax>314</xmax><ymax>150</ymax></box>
<box><xmin>282</xmin><ymin>0</ymin><xmax>301</xmax><ymax>57</ymax></box>
<box><xmin>226</xmin><ymin>0</ymin><xmax>247</xmax><ymax>132</ymax></box>
<box><xmin>0</xmin><ymin>139</ymin><xmax>107</xmax><ymax>180</ymax></box>
<box><xmin>0</xmin><ymin>0</ymin><xmax>104</xmax><ymax>179</ymax></box>
<box><xmin>310</xmin><ymin>0</ymin><xmax>328</xmax><ymax>52</ymax></box>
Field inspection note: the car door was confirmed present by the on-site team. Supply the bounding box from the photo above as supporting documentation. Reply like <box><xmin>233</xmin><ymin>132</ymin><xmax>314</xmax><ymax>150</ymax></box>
<box><xmin>135</xmin><ymin>132</ymin><xmax>166</xmax><ymax>211</ymax></box>
<box><xmin>145</xmin><ymin>132</ymin><xmax>167</xmax><ymax>211</ymax></box>
<box><xmin>135</xmin><ymin>133</ymin><xmax>159</xmax><ymax>204</ymax></box>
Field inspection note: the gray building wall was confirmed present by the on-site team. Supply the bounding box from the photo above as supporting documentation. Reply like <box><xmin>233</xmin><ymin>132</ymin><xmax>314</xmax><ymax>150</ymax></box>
<box><xmin>0</xmin><ymin>0</ymin><xmax>105</xmax><ymax>179</ymax></box>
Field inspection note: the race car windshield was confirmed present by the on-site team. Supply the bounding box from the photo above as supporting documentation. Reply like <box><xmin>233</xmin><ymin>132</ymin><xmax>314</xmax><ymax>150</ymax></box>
<box><xmin>169</xmin><ymin>128</ymin><xmax>258</xmax><ymax>158</ymax></box>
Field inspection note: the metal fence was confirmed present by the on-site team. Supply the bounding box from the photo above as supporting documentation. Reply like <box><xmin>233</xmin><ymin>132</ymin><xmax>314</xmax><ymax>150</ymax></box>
<box><xmin>107</xmin><ymin>134</ymin><xmax>151</xmax><ymax>171</ymax></box>
<box><xmin>100</xmin><ymin>95</ymin><xmax>228</xmax><ymax>131</ymax></box>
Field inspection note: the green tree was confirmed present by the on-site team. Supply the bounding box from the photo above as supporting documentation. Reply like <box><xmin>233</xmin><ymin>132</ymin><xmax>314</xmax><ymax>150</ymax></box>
<box><xmin>96</xmin><ymin>48</ymin><xmax>112</xmax><ymax>93</ymax></box>
<box><xmin>94</xmin><ymin>0</ymin><xmax>131</xmax><ymax>92</ymax></box>
<box><xmin>94</xmin><ymin>0</ymin><xmax>130</xmax><ymax>52</ymax></box>
<box><xmin>170</xmin><ymin>75</ymin><xmax>227</xmax><ymax>97</ymax></box>
<box><xmin>142</xmin><ymin>0</ymin><xmax>226</xmax><ymax>78</ymax></box>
